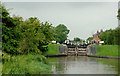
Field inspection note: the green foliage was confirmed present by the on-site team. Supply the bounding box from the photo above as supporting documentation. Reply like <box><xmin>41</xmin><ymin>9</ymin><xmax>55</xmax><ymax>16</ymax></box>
<box><xmin>0</xmin><ymin>62</ymin><xmax>1</xmax><ymax>76</ymax></box>
<box><xmin>73</xmin><ymin>37</ymin><xmax>82</xmax><ymax>42</ymax></box>
<box><xmin>1</xmin><ymin>3</ymin><xmax>61</xmax><ymax>74</ymax></box>
<box><xmin>2</xmin><ymin>53</ymin><xmax>53</xmax><ymax>74</ymax></box>
<box><xmin>18</xmin><ymin>17</ymin><xmax>44</xmax><ymax>54</ymax></box>
<box><xmin>0</xmin><ymin>4</ymin><xmax>1</xmax><ymax>43</ymax></box>
<box><xmin>2</xmin><ymin>5</ymin><xmax>55</xmax><ymax>54</ymax></box>
<box><xmin>87</xmin><ymin>37</ymin><xmax>93</xmax><ymax>42</ymax></box>
<box><xmin>117</xmin><ymin>9</ymin><xmax>120</xmax><ymax>20</ymax></box>
<box><xmin>2</xmin><ymin>6</ymin><xmax>22</xmax><ymax>54</ymax></box>
<box><xmin>40</xmin><ymin>21</ymin><xmax>55</xmax><ymax>44</ymax></box>
<box><xmin>55</xmin><ymin>24</ymin><xmax>70</xmax><ymax>43</ymax></box>
<box><xmin>97</xmin><ymin>9</ymin><xmax>120</xmax><ymax>45</ymax></box>
<box><xmin>114</xmin><ymin>28</ymin><xmax>120</xmax><ymax>45</ymax></box>
<box><xmin>95</xmin><ymin>45</ymin><xmax>119</xmax><ymax>57</ymax></box>
<box><xmin>99</xmin><ymin>28</ymin><xmax>120</xmax><ymax>45</ymax></box>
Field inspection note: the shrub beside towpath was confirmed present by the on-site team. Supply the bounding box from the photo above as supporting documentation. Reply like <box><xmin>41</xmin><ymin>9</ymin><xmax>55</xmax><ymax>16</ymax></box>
<box><xmin>2</xmin><ymin>53</ymin><xmax>53</xmax><ymax>74</ymax></box>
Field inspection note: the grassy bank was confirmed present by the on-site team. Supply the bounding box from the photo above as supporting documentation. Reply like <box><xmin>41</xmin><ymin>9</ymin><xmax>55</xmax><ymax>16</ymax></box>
<box><xmin>2</xmin><ymin>44</ymin><xmax>62</xmax><ymax>74</ymax></box>
<box><xmin>43</xmin><ymin>44</ymin><xmax>60</xmax><ymax>56</ymax></box>
<box><xmin>2</xmin><ymin>53</ymin><xmax>53</xmax><ymax>74</ymax></box>
<box><xmin>95</xmin><ymin>45</ymin><xmax>119</xmax><ymax>57</ymax></box>
<box><xmin>0</xmin><ymin>50</ymin><xmax>1</xmax><ymax>76</ymax></box>
<box><xmin>0</xmin><ymin>61</ymin><xmax>1</xmax><ymax>76</ymax></box>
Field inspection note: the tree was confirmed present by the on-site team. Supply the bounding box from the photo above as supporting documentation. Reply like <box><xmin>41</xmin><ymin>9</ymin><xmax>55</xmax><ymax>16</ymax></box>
<box><xmin>117</xmin><ymin>9</ymin><xmax>120</xmax><ymax>20</ymax></box>
<box><xmin>0</xmin><ymin>3</ymin><xmax>2</xmax><ymax>47</ymax></box>
<box><xmin>54</xmin><ymin>24</ymin><xmax>70</xmax><ymax>43</ymax></box>
<box><xmin>87</xmin><ymin>37</ymin><xmax>93</xmax><ymax>43</ymax></box>
<box><xmin>99</xmin><ymin>28</ymin><xmax>120</xmax><ymax>45</ymax></box>
<box><xmin>74</xmin><ymin>37</ymin><xmax>81</xmax><ymax>42</ymax></box>
<box><xmin>38</xmin><ymin>21</ymin><xmax>55</xmax><ymax>53</ymax></box>
<box><xmin>18</xmin><ymin>17</ymin><xmax>45</xmax><ymax>54</ymax></box>
<box><xmin>113</xmin><ymin>28</ymin><xmax>120</xmax><ymax>45</ymax></box>
<box><xmin>40</xmin><ymin>21</ymin><xmax>55</xmax><ymax>45</ymax></box>
<box><xmin>99</xmin><ymin>29</ymin><xmax>112</xmax><ymax>45</ymax></box>
<box><xmin>117</xmin><ymin>9</ymin><xmax>120</xmax><ymax>45</ymax></box>
<box><xmin>1</xmin><ymin>4</ymin><xmax>56</xmax><ymax>54</ymax></box>
<box><xmin>2</xmin><ymin>5</ymin><xmax>22</xmax><ymax>54</ymax></box>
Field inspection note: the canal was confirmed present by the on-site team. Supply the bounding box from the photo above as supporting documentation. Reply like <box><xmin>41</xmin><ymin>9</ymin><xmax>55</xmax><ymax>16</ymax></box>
<box><xmin>47</xmin><ymin>56</ymin><xmax>118</xmax><ymax>74</ymax></box>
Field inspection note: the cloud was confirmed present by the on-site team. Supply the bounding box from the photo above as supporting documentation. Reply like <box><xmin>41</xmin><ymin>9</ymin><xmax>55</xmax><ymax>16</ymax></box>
<box><xmin>4</xmin><ymin>2</ymin><xmax>118</xmax><ymax>40</ymax></box>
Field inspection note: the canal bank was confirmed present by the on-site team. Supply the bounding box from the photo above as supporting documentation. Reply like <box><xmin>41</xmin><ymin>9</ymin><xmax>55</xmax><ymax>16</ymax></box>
<box><xmin>87</xmin><ymin>55</ymin><xmax>120</xmax><ymax>59</ymax></box>
<box><xmin>45</xmin><ymin>54</ymin><xmax>67</xmax><ymax>57</ymax></box>
<box><xmin>43</xmin><ymin>44</ymin><xmax>68</xmax><ymax>57</ymax></box>
<box><xmin>2</xmin><ymin>53</ymin><xmax>53</xmax><ymax>74</ymax></box>
<box><xmin>44</xmin><ymin>44</ymin><xmax>119</xmax><ymax>59</ymax></box>
<box><xmin>42</xmin><ymin>44</ymin><xmax>119</xmax><ymax>74</ymax></box>
<box><xmin>86</xmin><ymin>45</ymin><xmax>119</xmax><ymax>59</ymax></box>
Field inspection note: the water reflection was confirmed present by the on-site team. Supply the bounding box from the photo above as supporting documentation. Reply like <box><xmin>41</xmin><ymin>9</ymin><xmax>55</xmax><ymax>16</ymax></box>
<box><xmin>47</xmin><ymin>56</ymin><xmax>118</xmax><ymax>74</ymax></box>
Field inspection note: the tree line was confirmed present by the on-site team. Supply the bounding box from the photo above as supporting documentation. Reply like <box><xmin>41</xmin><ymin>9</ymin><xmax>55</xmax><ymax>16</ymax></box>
<box><xmin>1</xmin><ymin>5</ymin><xmax>70</xmax><ymax>55</ymax></box>
<box><xmin>99</xmin><ymin>28</ymin><xmax>120</xmax><ymax>45</ymax></box>
<box><xmin>98</xmin><ymin>9</ymin><xmax>120</xmax><ymax>45</ymax></box>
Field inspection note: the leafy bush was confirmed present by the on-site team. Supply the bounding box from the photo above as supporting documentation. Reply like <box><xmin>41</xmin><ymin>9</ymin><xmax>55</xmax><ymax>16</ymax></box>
<box><xmin>1</xmin><ymin>5</ymin><xmax>55</xmax><ymax>54</ymax></box>
<box><xmin>2</xmin><ymin>54</ymin><xmax>53</xmax><ymax>74</ymax></box>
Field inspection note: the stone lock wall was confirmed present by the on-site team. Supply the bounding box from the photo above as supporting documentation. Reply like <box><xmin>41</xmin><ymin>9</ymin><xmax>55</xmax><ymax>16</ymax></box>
<box><xmin>87</xmin><ymin>46</ymin><xmax>97</xmax><ymax>55</ymax></box>
<box><xmin>58</xmin><ymin>45</ymin><xmax>67</xmax><ymax>54</ymax></box>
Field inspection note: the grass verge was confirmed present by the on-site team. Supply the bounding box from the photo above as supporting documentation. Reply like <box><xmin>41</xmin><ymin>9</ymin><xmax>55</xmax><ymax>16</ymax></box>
<box><xmin>43</xmin><ymin>44</ymin><xmax>61</xmax><ymax>56</ymax></box>
<box><xmin>0</xmin><ymin>50</ymin><xmax>1</xmax><ymax>76</ymax></box>
<box><xmin>2</xmin><ymin>53</ymin><xmax>53</xmax><ymax>74</ymax></box>
<box><xmin>95</xmin><ymin>45</ymin><xmax>119</xmax><ymax>57</ymax></box>
<box><xmin>0</xmin><ymin>62</ymin><xmax>2</xmax><ymax>76</ymax></box>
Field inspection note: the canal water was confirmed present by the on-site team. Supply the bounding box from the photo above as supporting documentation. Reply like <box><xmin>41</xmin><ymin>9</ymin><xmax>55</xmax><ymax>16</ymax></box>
<box><xmin>47</xmin><ymin>56</ymin><xmax>118</xmax><ymax>74</ymax></box>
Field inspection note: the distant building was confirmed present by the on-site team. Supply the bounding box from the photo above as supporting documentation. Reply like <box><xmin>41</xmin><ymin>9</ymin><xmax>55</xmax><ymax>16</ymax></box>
<box><xmin>91</xmin><ymin>29</ymin><xmax>103</xmax><ymax>44</ymax></box>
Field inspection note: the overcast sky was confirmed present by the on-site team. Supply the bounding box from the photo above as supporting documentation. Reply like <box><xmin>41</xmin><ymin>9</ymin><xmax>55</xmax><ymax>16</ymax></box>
<box><xmin>4</xmin><ymin>2</ymin><xmax>118</xmax><ymax>40</ymax></box>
